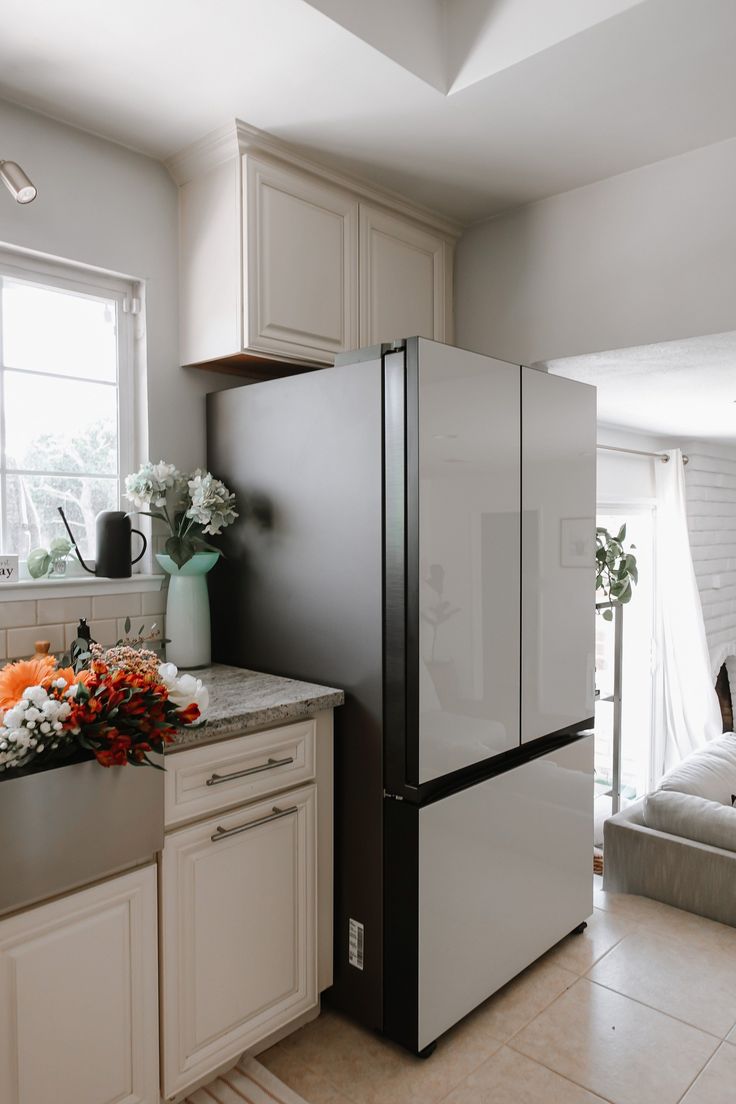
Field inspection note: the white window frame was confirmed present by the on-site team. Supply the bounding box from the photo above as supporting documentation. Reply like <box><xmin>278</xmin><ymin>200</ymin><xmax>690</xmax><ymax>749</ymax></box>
<box><xmin>0</xmin><ymin>247</ymin><xmax>139</xmax><ymax>568</ymax></box>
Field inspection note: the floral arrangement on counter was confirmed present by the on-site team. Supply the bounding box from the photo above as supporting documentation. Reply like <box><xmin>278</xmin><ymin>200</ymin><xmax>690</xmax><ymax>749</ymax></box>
<box><xmin>124</xmin><ymin>461</ymin><xmax>238</xmax><ymax>568</ymax></box>
<box><xmin>0</xmin><ymin>647</ymin><xmax>208</xmax><ymax>776</ymax></box>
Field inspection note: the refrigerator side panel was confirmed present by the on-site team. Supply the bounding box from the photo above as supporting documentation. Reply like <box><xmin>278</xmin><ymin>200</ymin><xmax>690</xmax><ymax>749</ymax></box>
<box><xmin>417</xmin><ymin>735</ymin><xmax>593</xmax><ymax>1050</ymax></box>
<box><xmin>206</xmin><ymin>361</ymin><xmax>385</xmax><ymax>1029</ymax></box>
<box><xmin>521</xmin><ymin>369</ymin><xmax>597</xmax><ymax>744</ymax></box>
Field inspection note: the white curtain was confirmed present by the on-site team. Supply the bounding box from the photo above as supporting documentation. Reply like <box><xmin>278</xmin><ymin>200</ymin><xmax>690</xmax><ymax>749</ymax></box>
<box><xmin>652</xmin><ymin>448</ymin><xmax>721</xmax><ymax>780</ymax></box>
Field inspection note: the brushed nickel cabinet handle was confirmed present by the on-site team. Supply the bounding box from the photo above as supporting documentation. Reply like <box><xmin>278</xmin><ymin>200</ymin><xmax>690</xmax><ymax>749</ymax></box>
<box><xmin>210</xmin><ymin>805</ymin><xmax>298</xmax><ymax>842</ymax></box>
<box><xmin>205</xmin><ymin>755</ymin><xmax>295</xmax><ymax>787</ymax></box>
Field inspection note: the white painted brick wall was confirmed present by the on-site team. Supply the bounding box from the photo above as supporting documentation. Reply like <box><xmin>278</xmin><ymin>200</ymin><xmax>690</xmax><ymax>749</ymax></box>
<box><xmin>0</xmin><ymin>585</ymin><xmax>166</xmax><ymax>661</ymax></box>
<box><xmin>685</xmin><ymin>442</ymin><xmax>736</xmax><ymax>675</ymax></box>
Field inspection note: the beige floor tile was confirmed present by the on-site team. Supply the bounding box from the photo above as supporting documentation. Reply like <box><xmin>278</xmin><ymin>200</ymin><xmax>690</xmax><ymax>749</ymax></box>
<box><xmin>459</xmin><ymin>957</ymin><xmax>578</xmax><ymax>1044</ymax></box>
<box><xmin>510</xmin><ymin>978</ymin><xmax>718</xmax><ymax>1104</ymax></box>
<box><xmin>259</xmin><ymin>1042</ymin><xmax>353</xmax><ymax>1104</ymax></box>
<box><xmin>727</xmin><ymin>1024</ymin><xmax>736</xmax><ymax>1045</ymax></box>
<box><xmin>593</xmin><ymin>886</ymin><xmax>736</xmax><ymax>954</ymax></box>
<box><xmin>544</xmin><ymin>908</ymin><xmax>639</xmax><ymax>976</ymax></box>
<box><xmin>588</xmin><ymin>928</ymin><xmax>736</xmax><ymax>1038</ymax></box>
<box><xmin>681</xmin><ymin>1042</ymin><xmax>736</xmax><ymax>1104</ymax></box>
<box><xmin>269</xmin><ymin>1006</ymin><xmax>504</xmax><ymax>1104</ymax></box>
<box><xmin>442</xmin><ymin>1045</ymin><xmax>610</xmax><ymax>1103</ymax></box>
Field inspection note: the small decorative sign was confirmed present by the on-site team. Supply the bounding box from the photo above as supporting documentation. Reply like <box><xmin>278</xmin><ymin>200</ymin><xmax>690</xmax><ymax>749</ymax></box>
<box><xmin>0</xmin><ymin>555</ymin><xmax>19</xmax><ymax>583</ymax></box>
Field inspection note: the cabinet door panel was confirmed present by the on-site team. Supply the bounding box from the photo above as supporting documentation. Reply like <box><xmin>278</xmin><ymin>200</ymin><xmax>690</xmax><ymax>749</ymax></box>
<box><xmin>245</xmin><ymin>157</ymin><xmax>358</xmax><ymax>361</ymax></box>
<box><xmin>0</xmin><ymin>866</ymin><xmax>158</xmax><ymax>1104</ymax></box>
<box><xmin>521</xmin><ymin>368</ymin><xmax>596</xmax><ymax>743</ymax></box>
<box><xmin>161</xmin><ymin>784</ymin><xmax>317</xmax><ymax>1098</ymax></box>
<box><xmin>359</xmin><ymin>206</ymin><xmax>448</xmax><ymax>346</ymax></box>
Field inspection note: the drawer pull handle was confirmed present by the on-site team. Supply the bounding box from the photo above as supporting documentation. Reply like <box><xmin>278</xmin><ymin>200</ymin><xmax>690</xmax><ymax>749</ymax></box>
<box><xmin>205</xmin><ymin>755</ymin><xmax>295</xmax><ymax>787</ymax></box>
<box><xmin>211</xmin><ymin>805</ymin><xmax>298</xmax><ymax>842</ymax></box>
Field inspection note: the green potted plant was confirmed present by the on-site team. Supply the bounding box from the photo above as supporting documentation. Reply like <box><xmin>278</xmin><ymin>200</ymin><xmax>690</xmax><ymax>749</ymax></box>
<box><xmin>27</xmin><ymin>537</ymin><xmax>74</xmax><ymax>579</ymax></box>
<box><xmin>596</xmin><ymin>524</ymin><xmax>638</xmax><ymax>619</ymax></box>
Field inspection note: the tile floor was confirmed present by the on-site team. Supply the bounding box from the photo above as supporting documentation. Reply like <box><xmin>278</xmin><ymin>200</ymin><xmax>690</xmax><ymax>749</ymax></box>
<box><xmin>259</xmin><ymin>877</ymin><xmax>736</xmax><ymax>1104</ymax></box>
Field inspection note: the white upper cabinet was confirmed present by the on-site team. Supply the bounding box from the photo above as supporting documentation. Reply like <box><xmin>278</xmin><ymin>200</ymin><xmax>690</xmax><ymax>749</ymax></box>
<box><xmin>171</xmin><ymin>121</ymin><xmax>459</xmax><ymax>373</ymax></box>
<box><xmin>359</xmin><ymin>206</ymin><xmax>451</xmax><ymax>347</ymax></box>
<box><xmin>244</xmin><ymin>157</ymin><xmax>358</xmax><ymax>361</ymax></box>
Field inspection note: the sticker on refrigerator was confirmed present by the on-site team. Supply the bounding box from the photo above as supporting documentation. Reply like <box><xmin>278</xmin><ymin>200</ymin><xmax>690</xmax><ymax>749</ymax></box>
<box><xmin>348</xmin><ymin>918</ymin><xmax>364</xmax><ymax>970</ymax></box>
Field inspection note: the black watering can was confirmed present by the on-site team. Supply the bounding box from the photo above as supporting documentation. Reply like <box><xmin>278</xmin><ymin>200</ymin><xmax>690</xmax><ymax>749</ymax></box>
<box><xmin>57</xmin><ymin>507</ymin><xmax>148</xmax><ymax>578</ymax></box>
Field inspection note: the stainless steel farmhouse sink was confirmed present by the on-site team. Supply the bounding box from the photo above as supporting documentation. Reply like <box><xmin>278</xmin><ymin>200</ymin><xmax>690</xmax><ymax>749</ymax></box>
<box><xmin>0</xmin><ymin>755</ymin><xmax>164</xmax><ymax>917</ymax></box>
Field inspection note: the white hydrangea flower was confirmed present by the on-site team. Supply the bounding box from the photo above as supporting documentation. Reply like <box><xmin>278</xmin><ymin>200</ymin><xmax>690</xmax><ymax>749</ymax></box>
<box><xmin>185</xmin><ymin>470</ymin><xmax>238</xmax><ymax>536</ymax></box>
<box><xmin>124</xmin><ymin>461</ymin><xmax>181</xmax><ymax>510</ymax></box>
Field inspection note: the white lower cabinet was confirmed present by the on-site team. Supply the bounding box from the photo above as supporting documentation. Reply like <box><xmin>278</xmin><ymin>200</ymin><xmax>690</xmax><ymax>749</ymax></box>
<box><xmin>0</xmin><ymin>865</ymin><xmax>159</xmax><ymax>1104</ymax></box>
<box><xmin>161</xmin><ymin>783</ymin><xmax>317</xmax><ymax>1099</ymax></box>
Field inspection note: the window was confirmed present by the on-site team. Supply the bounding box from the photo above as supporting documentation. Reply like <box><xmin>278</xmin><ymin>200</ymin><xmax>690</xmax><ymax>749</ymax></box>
<box><xmin>0</xmin><ymin>251</ymin><xmax>136</xmax><ymax>562</ymax></box>
<box><xmin>595</xmin><ymin>506</ymin><xmax>656</xmax><ymax>805</ymax></box>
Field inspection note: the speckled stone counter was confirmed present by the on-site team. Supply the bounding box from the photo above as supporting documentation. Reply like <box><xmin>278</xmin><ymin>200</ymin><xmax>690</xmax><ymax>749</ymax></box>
<box><xmin>166</xmin><ymin>664</ymin><xmax>344</xmax><ymax>752</ymax></box>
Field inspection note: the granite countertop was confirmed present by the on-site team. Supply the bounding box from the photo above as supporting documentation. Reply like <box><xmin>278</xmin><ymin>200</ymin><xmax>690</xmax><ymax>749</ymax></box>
<box><xmin>167</xmin><ymin>663</ymin><xmax>344</xmax><ymax>752</ymax></box>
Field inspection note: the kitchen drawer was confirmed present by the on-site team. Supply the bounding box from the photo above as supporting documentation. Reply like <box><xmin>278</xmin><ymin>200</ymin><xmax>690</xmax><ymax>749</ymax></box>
<box><xmin>165</xmin><ymin>720</ymin><xmax>316</xmax><ymax>828</ymax></box>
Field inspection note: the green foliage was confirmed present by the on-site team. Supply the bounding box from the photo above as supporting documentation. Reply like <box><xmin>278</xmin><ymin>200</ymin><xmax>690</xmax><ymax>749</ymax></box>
<box><xmin>596</xmin><ymin>524</ymin><xmax>639</xmax><ymax>618</ymax></box>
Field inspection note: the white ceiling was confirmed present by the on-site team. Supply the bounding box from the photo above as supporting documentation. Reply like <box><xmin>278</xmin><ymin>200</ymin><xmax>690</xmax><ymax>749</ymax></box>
<box><xmin>544</xmin><ymin>332</ymin><xmax>736</xmax><ymax>441</ymax></box>
<box><xmin>0</xmin><ymin>0</ymin><xmax>735</xmax><ymax>221</ymax></box>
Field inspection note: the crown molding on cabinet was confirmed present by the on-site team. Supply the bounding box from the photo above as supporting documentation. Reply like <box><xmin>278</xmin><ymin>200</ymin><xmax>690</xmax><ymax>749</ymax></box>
<box><xmin>166</xmin><ymin>119</ymin><xmax>463</xmax><ymax>240</ymax></box>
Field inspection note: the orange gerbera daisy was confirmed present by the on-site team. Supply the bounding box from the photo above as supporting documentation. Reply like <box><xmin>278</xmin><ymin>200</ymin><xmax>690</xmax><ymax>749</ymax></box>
<box><xmin>0</xmin><ymin>655</ymin><xmax>57</xmax><ymax>710</ymax></box>
<box><xmin>52</xmin><ymin>667</ymin><xmax>91</xmax><ymax>690</ymax></box>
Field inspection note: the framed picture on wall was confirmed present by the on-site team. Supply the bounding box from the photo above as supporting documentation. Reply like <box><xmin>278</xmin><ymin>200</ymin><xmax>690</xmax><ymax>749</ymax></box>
<box><xmin>560</xmin><ymin>517</ymin><xmax>594</xmax><ymax>568</ymax></box>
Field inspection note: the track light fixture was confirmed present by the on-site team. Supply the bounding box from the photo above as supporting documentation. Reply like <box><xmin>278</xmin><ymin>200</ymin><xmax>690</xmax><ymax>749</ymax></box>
<box><xmin>0</xmin><ymin>161</ymin><xmax>37</xmax><ymax>204</ymax></box>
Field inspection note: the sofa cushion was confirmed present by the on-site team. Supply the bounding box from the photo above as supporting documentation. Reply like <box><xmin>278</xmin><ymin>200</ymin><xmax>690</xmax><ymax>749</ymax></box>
<box><xmin>643</xmin><ymin>790</ymin><xmax>736</xmax><ymax>853</ymax></box>
<box><xmin>658</xmin><ymin>732</ymin><xmax>736</xmax><ymax>806</ymax></box>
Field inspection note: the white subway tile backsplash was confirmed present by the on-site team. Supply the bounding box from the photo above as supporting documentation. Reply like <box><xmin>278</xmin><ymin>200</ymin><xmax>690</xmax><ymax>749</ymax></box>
<box><xmin>64</xmin><ymin>619</ymin><xmax>119</xmax><ymax>648</ymax></box>
<box><xmin>141</xmin><ymin>587</ymin><xmax>166</xmax><ymax>615</ymax></box>
<box><xmin>92</xmin><ymin>592</ymin><xmax>142</xmax><ymax>620</ymax></box>
<box><xmin>1</xmin><ymin>584</ymin><xmax>168</xmax><ymax>661</ymax></box>
<box><xmin>115</xmin><ymin>616</ymin><xmax>165</xmax><ymax>645</ymax></box>
<box><xmin>0</xmin><ymin>600</ymin><xmax>37</xmax><ymax>629</ymax></box>
<box><xmin>7</xmin><ymin>624</ymin><xmax>65</xmax><ymax>659</ymax></box>
<box><xmin>36</xmin><ymin>596</ymin><xmax>92</xmax><ymax>625</ymax></box>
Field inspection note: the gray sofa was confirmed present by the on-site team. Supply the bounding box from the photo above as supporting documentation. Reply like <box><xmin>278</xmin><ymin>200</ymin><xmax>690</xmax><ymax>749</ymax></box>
<box><xmin>603</xmin><ymin>732</ymin><xmax>736</xmax><ymax>927</ymax></box>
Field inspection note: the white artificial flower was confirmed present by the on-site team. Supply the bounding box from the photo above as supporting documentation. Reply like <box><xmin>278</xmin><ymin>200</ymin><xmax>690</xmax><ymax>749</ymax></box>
<box><xmin>157</xmin><ymin>663</ymin><xmax>209</xmax><ymax>722</ymax></box>
<box><xmin>22</xmin><ymin>685</ymin><xmax>48</xmax><ymax>706</ymax></box>
<box><xmin>124</xmin><ymin>461</ymin><xmax>181</xmax><ymax>511</ymax></box>
<box><xmin>2</xmin><ymin>706</ymin><xmax>25</xmax><ymax>729</ymax></box>
<box><xmin>185</xmin><ymin>469</ymin><xmax>238</xmax><ymax>536</ymax></box>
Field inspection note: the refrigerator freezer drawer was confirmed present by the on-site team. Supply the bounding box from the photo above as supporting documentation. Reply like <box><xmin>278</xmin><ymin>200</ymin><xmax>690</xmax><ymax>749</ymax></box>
<box><xmin>417</xmin><ymin>735</ymin><xmax>593</xmax><ymax>1050</ymax></box>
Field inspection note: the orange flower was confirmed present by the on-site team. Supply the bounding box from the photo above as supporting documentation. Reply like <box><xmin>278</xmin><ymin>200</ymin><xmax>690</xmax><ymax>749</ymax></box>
<box><xmin>0</xmin><ymin>655</ymin><xmax>57</xmax><ymax>710</ymax></box>
<box><xmin>50</xmin><ymin>667</ymin><xmax>91</xmax><ymax>690</ymax></box>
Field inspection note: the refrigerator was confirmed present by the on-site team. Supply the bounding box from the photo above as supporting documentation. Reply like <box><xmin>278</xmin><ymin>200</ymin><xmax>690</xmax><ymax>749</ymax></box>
<box><xmin>207</xmin><ymin>337</ymin><xmax>596</xmax><ymax>1055</ymax></box>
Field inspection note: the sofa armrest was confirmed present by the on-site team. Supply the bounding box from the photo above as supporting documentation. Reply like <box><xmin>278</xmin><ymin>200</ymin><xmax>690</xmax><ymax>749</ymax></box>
<box><xmin>603</xmin><ymin>801</ymin><xmax>736</xmax><ymax>928</ymax></box>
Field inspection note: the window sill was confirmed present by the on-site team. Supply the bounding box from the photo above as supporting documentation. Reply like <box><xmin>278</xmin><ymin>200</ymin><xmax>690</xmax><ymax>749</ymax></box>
<box><xmin>0</xmin><ymin>575</ymin><xmax>165</xmax><ymax>602</ymax></box>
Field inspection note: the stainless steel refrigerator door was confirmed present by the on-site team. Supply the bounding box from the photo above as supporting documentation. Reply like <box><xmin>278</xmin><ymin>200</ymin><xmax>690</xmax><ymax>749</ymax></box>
<box><xmin>521</xmin><ymin>368</ymin><xmax>597</xmax><ymax>744</ymax></box>
<box><xmin>417</xmin><ymin>735</ymin><xmax>593</xmax><ymax>1050</ymax></box>
<box><xmin>415</xmin><ymin>339</ymin><xmax>521</xmax><ymax>785</ymax></box>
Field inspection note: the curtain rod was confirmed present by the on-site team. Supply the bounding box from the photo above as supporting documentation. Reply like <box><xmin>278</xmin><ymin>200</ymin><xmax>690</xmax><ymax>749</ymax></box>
<box><xmin>597</xmin><ymin>444</ymin><xmax>689</xmax><ymax>465</ymax></box>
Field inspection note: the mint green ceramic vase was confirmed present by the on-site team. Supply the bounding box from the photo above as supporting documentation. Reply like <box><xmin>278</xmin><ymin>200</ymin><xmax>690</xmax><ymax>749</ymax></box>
<box><xmin>155</xmin><ymin>551</ymin><xmax>220</xmax><ymax>669</ymax></box>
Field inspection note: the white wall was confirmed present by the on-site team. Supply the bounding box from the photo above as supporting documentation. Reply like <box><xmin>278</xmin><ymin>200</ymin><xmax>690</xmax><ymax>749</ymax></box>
<box><xmin>455</xmin><ymin>136</ymin><xmax>736</xmax><ymax>366</ymax></box>
<box><xmin>683</xmin><ymin>441</ymin><xmax>736</xmax><ymax>675</ymax></box>
<box><xmin>0</xmin><ymin>98</ymin><xmax>233</xmax><ymax>472</ymax></box>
